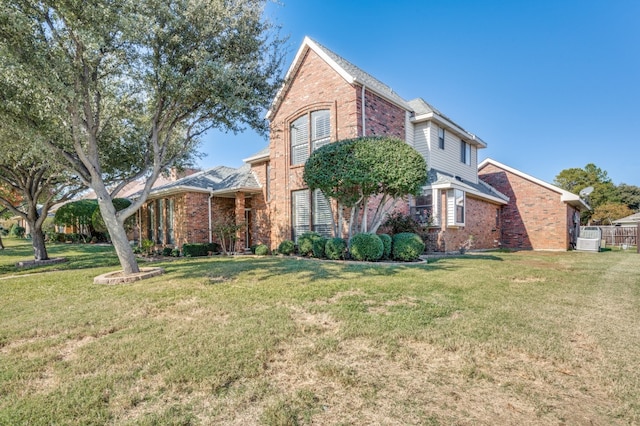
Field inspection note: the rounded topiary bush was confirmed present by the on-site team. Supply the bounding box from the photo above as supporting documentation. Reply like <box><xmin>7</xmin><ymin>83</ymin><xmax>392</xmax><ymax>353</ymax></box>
<box><xmin>349</xmin><ymin>233</ymin><xmax>384</xmax><ymax>261</ymax></box>
<box><xmin>297</xmin><ymin>231</ymin><xmax>322</xmax><ymax>256</ymax></box>
<box><xmin>255</xmin><ymin>244</ymin><xmax>269</xmax><ymax>256</ymax></box>
<box><xmin>325</xmin><ymin>237</ymin><xmax>347</xmax><ymax>260</ymax></box>
<box><xmin>278</xmin><ymin>240</ymin><xmax>296</xmax><ymax>256</ymax></box>
<box><xmin>378</xmin><ymin>233</ymin><xmax>392</xmax><ymax>259</ymax></box>
<box><xmin>312</xmin><ymin>236</ymin><xmax>328</xmax><ymax>258</ymax></box>
<box><xmin>392</xmin><ymin>232</ymin><xmax>425</xmax><ymax>261</ymax></box>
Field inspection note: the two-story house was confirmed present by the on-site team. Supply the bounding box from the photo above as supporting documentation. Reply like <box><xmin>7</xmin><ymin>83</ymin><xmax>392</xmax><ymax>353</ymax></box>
<box><xmin>137</xmin><ymin>37</ymin><xmax>588</xmax><ymax>253</ymax></box>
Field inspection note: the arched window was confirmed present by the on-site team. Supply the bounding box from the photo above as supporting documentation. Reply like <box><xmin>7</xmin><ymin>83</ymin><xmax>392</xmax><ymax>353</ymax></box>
<box><xmin>290</xmin><ymin>110</ymin><xmax>331</xmax><ymax>165</ymax></box>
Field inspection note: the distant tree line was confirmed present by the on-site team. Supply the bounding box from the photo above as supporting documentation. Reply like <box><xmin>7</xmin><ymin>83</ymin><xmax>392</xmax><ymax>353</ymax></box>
<box><xmin>554</xmin><ymin>163</ymin><xmax>640</xmax><ymax>224</ymax></box>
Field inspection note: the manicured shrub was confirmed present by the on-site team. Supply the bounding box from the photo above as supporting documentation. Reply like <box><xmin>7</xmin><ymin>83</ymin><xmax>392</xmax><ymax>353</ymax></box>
<box><xmin>9</xmin><ymin>224</ymin><xmax>25</xmax><ymax>238</ymax></box>
<box><xmin>378</xmin><ymin>233</ymin><xmax>392</xmax><ymax>259</ymax></box>
<box><xmin>392</xmin><ymin>232</ymin><xmax>425</xmax><ymax>261</ymax></box>
<box><xmin>278</xmin><ymin>240</ymin><xmax>295</xmax><ymax>255</ymax></box>
<box><xmin>312</xmin><ymin>236</ymin><xmax>328</xmax><ymax>258</ymax></box>
<box><xmin>349</xmin><ymin>233</ymin><xmax>383</xmax><ymax>261</ymax></box>
<box><xmin>162</xmin><ymin>247</ymin><xmax>173</xmax><ymax>256</ymax></box>
<box><xmin>182</xmin><ymin>242</ymin><xmax>221</xmax><ymax>257</ymax></box>
<box><xmin>382</xmin><ymin>211</ymin><xmax>423</xmax><ymax>235</ymax></box>
<box><xmin>171</xmin><ymin>248</ymin><xmax>180</xmax><ymax>257</ymax></box>
<box><xmin>297</xmin><ymin>231</ymin><xmax>323</xmax><ymax>256</ymax></box>
<box><xmin>325</xmin><ymin>237</ymin><xmax>347</xmax><ymax>260</ymax></box>
<box><xmin>254</xmin><ymin>244</ymin><xmax>269</xmax><ymax>256</ymax></box>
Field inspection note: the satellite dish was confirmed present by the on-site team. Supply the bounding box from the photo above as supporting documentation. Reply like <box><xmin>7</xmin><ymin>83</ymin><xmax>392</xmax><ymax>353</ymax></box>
<box><xmin>579</xmin><ymin>186</ymin><xmax>594</xmax><ymax>197</ymax></box>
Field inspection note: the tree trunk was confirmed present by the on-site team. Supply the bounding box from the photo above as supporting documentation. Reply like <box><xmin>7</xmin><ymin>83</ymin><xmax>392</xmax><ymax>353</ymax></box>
<box><xmin>95</xmin><ymin>190</ymin><xmax>140</xmax><ymax>275</ymax></box>
<box><xmin>29</xmin><ymin>224</ymin><xmax>49</xmax><ymax>261</ymax></box>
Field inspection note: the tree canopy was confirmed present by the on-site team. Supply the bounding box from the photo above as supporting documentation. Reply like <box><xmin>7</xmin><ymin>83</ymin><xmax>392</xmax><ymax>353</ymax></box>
<box><xmin>304</xmin><ymin>136</ymin><xmax>427</xmax><ymax>239</ymax></box>
<box><xmin>0</xmin><ymin>0</ymin><xmax>284</xmax><ymax>274</ymax></box>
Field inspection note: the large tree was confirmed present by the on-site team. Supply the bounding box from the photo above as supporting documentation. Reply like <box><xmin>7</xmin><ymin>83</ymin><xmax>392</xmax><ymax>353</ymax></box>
<box><xmin>591</xmin><ymin>202</ymin><xmax>633</xmax><ymax>225</ymax></box>
<box><xmin>0</xmin><ymin>119</ymin><xmax>82</xmax><ymax>260</ymax></box>
<box><xmin>304</xmin><ymin>137</ymin><xmax>427</xmax><ymax>240</ymax></box>
<box><xmin>554</xmin><ymin>163</ymin><xmax>617</xmax><ymax>223</ymax></box>
<box><xmin>615</xmin><ymin>183</ymin><xmax>640</xmax><ymax>212</ymax></box>
<box><xmin>0</xmin><ymin>0</ymin><xmax>283</xmax><ymax>274</ymax></box>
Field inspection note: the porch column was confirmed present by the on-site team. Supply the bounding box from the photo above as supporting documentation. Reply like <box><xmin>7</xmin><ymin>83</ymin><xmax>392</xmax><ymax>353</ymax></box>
<box><xmin>235</xmin><ymin>192</ymin><xmax>246</xmax><ymax>252</ymax></box>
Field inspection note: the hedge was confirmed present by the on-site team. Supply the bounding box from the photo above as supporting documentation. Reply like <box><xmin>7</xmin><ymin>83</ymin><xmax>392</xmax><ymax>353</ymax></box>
<box><xmin>378</xmin><ymin>233</ymin><xmax>392</xmax><ymax>259</ymax></box>
<box><xmin>392</xmin><ymin>232</ymin><xmax>425</xmax><ymax>261</ymax></box>
<box><xmin>255</xmin><ymin>244</ymin><xmax>269</xmax><ymax>256</ymax></box>
<box><xmin>312</xmin><ymin>236</ymin><xmax>328</xmax><ymax>258</ymax></box>
<box><xmin>182</xmin><ymin>242</ymin><xmax>221</xmax><ymax>257</ymax></box>
<box><xmin>349</xmin><ymin>233</ymin><xmax>383</xmax><ymax>261</ymax></box>
<box><xmin>325</xmin><ymin>237</ymin><xmax>347</xmax><ymax>260</ymax></box>
<box><xmin>278</xmin><ymin>240</ymin><xmax>296</xmax><ymax>255</ymax></box>
<box><xmin>297</xmin><ymin>231</ymin><xmax>323</xmax><ymax>256</ymax></box>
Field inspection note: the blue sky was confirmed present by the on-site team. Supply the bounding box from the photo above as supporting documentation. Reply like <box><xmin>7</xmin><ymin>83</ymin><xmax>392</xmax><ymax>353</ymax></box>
<box><xmin>199</xmin><ymin>0</ymin><xmax>639</xmax><ymax>186</ymax></box>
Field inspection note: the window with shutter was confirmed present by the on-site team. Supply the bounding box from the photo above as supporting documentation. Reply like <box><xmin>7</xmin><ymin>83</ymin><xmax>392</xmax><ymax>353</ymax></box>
<box><xmin>292</xmin><ymin>189</ymin><xmax>310</xmax><ymax>240</ymax></box>
<box><xmin>438</xmin><ymin>127</ymin><xmax>445</xmax><ymax>149</ymax></box>
<box><xmin>312</xmin><ymin>110</ymin><xmax>330</xmax><ymax>151</ymax></box>
<box><xmin>167</xmin><ymin>199</ymin><xmax>175</xmax><ymax>244</ymax></box>
<box><xmin>291</xmin><ymin>115</ymin><xmax>309</xmax><ymax>165</ymax></box>
<box><xmin>290</xmin><ymin>110</ymin><xmax>331</xmax><ymax>165</ymax></box>
<box><xmin>460</xmin><ymin>140</ymin><xmax>471</xmax><ymax>165</ymax></box>
<box><xmin>313</xmin><ymin>189</ymin><xmax>332</xmax><ymax>237</ymax></box>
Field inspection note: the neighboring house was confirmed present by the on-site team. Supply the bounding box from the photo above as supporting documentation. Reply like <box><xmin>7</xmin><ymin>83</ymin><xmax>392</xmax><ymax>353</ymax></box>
<box><xmin>136</xmin><ymin>36</ymin><xmax>588</xmax><ymax>253</ymax></box>
<box><xmin>612</xmin><ymin>212</ymin><xmax>640</xmax><ymax>227</ymax></box>
<box><xmin>478</xmin><ymin>158</ymin><xmax>589</xmax><ymax>250</ymax></box>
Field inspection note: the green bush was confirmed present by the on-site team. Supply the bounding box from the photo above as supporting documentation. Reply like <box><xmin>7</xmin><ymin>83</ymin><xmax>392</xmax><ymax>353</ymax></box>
<box><xmin>162</xmin><ymin>247</ymin><xmax>173</xmax><ymax>256</ymax></box>
<box><xmin>171</xmin><ymin>248</ymin><xmax>180</xmax><ymax>257</ymax></box>
<box><xmin>9</xmin><ymin>224</ymin><xmax>25</xmax><ymax>238</ymax></box>
<box><xmin>297</xmin><ymin>231</ymin><xmax>323</xmax><ymax>256</ymax></box>
<box><xmin>378</xmin><ymin>233</ymin><xmax>392</xmax><ymax>259</ymax></box>
<box><xmin>278</xmin><ymin>240</ymin><xmax>295</xmax><ymax>256</ymax></box>
<box><xmin>312</xmin><ymin>236</ymin><xmax>328</xmax><ymax>258</ymax></box>
<box><xmin>382</xmin><ymin>212</ymin><xmax>423</xmax><ymax>235</ymax></box>
<box><xmin>255</xmin><ymin>244</ymin><xmax>269</xmax><ymax>256</ymax></box>
<box><xmin>181</xmin><ymin>242</ymin><xmax>221</xmax><ymax>257</ymax></box>
<box><xmin>392</xmin><ymin>232</ymin><xmax>425</xmax><ymax>261</ymax></box>
<box><xmin>349</xmin><ymin>233</ymin><xmax>383</xmax><ymax>261</ymax></box>
<box><xmin>325</xmin><ymin>237</ymin><xmax>347</xmax><ymax>260</ymax></box>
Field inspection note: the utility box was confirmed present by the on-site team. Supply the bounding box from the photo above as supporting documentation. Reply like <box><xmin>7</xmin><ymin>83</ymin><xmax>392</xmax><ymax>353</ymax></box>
<box><xmin>576</xmin><ymin>226</ymin><xmax>602</xmax><ymax>252</ymax></box>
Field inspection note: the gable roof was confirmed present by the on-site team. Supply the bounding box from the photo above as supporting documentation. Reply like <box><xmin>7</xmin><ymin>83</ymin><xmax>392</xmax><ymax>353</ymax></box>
<box><xmin>612</xmin><ymin>212</ymin><xmax>640</xmax><ymax>225</ymax></box>
<box><xmin>478</xmin><ymin>158</ymin><xmax>590</xmax><ymax>211</ymax></box>
<box><xmin>267</xmin><ymin>37</ymin><xmax>411</xmax><ymax>120</ymax></box>
<box><xmin>266</xmin><ymin>37</ymin><xmax>486</xmax><ymax>147</ymax></box>
<box><xmin>407</xmin><ymin>98</ymin><xmax>487</xmax><ymax>148</ymax></box>
<box><xmin>133</xmin><ymin>164</ymin><xmax>261</xmax><ymax>199</ymax></box>
<box><xmin>427</xmin><ymin>168</ymin><xmax>509</xmax><ymax>205</ymax></box>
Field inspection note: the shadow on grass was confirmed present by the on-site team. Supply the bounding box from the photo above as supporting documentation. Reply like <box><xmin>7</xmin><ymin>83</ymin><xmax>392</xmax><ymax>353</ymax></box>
<box><xmin>425</xmin><ymin>254</ymin><xmax>504</xmax><ymax>264</ymax></box>
<box><xmin>160</xmin><ymin>255</ymin><xmax>457</xmax><ymax>284</ymax></box>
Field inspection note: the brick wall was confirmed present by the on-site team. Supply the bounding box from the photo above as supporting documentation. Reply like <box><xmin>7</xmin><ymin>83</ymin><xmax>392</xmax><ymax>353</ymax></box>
<box><xmin>267</xmin><ymin>47</ymin><xmax>411</xmax><ymax>247</ymax></box>
<box><xmin>361</xmin><ymin>89</ymin><xmax>406</xmax><ymax>139</ymax></box>
<box><xmin>479</xmin><ymin>163</ymin><xmax>572</xmax><ymax>250</ymax></box>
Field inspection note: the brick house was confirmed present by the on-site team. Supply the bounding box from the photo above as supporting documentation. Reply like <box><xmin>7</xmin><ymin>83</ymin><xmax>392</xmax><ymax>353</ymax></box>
<box><xmin>137</xmin><ymin>36</ymin><xmax>588</xmax><ymax>252</ymax></box>
<box><xmin>478</xmin><ymin>158</ymin><xmax>588</xmax><ymax>250</ymax></box>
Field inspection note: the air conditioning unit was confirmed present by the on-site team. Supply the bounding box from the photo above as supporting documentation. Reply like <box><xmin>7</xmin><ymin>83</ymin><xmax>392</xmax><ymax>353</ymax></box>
<box><xmin>576</xmin><ymin>237</ymin><xmax>600</xmax><ymax>252</ymax></box>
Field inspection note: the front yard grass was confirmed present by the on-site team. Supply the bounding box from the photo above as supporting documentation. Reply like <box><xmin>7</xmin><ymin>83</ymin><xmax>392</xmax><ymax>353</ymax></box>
<box><xmin>1</xmin><ymin>239</ymin><xmax>639</xmax><ymax>424</ymax></box>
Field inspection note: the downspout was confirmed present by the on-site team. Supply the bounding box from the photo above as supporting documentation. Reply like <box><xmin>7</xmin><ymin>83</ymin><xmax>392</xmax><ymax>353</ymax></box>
<box><xmin>361</xmin><ymin>82</ymin><xmax>366</xmax><ymax>137</ymax></box>
<box><xmin>208</xmin><ymin>188</ymin><xmax>213</xmax><ymax>243</ymax></box>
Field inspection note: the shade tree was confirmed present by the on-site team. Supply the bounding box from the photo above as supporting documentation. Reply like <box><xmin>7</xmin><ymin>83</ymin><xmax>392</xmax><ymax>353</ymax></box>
<box><xmin>0</xmin><ymin>0</ymin><xmax>284</xmax><ymax>274</ymax></box>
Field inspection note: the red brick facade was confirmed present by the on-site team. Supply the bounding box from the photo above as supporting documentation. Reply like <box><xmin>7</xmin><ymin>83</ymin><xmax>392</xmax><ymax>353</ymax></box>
<box><xmin>479</xmin><ymin>163</ymin><xmax>580</xmax><ymax>250</ymax></box>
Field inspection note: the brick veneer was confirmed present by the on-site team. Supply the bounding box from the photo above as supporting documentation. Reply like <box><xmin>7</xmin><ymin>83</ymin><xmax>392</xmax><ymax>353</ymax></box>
<box><xmin>267</xmin><ymin>48</ymin><xmax>407</xmax><ymax>248</ymax></box>
<box><xmin>479</xmin><ymin>163</ymin><xmax>577</xmax><ymax>250</ymax></box>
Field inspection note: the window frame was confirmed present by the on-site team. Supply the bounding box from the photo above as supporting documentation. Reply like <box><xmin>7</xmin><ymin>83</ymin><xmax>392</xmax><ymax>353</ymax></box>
<box><xmin>460</xmin><ymin>140</ymin><xmax>471</xmax><ymax>165</ymax></box>
<box><xmin>290</xmin><ymin>109</ymin><xmax>331</xmax><ymax>166</ymax></box>
<box><xmin>291</xmin><ymin>188</ymin><xmax>332</xmax><ymax>241</ymax></box>
<box><xmin>454</xmin><ymin>189</ymin><xmax>465</xmax><ymax>225</ymax></box>
<box><xmin>438</xmin><ymin>127</ymin><xmax>445</xmax><ymax>150</ymax></box>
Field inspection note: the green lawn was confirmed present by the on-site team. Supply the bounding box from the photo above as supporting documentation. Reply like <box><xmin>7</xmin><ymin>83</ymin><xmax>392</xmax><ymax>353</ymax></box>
<box><xmin>1</xmin><ymin>239</ymin><xmax>639</xmax><ymax>425</ymax></box>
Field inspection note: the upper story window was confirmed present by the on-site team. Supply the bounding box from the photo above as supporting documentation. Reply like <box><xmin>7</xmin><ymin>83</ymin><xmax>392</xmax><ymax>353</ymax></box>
<box><xmin>438</xmin><ymin>127</ymin><xmax>445</xmax><ymax>149</ymax></box>
<box><xmin>291</xmin><ymin>110</ymin><xmax>331</xmax><ymax>166</ymax></box>
<box><xmin>460</xmin><ymin>140</ymin><xmax>471</xmax><ymax>165</ymax></box>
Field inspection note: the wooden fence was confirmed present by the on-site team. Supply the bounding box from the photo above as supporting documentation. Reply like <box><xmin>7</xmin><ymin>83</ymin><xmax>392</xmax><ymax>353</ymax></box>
<box><xmin>582</xmin><ymin>226</ymin><xmax>637</xmax><ymax>248</ymax></box>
